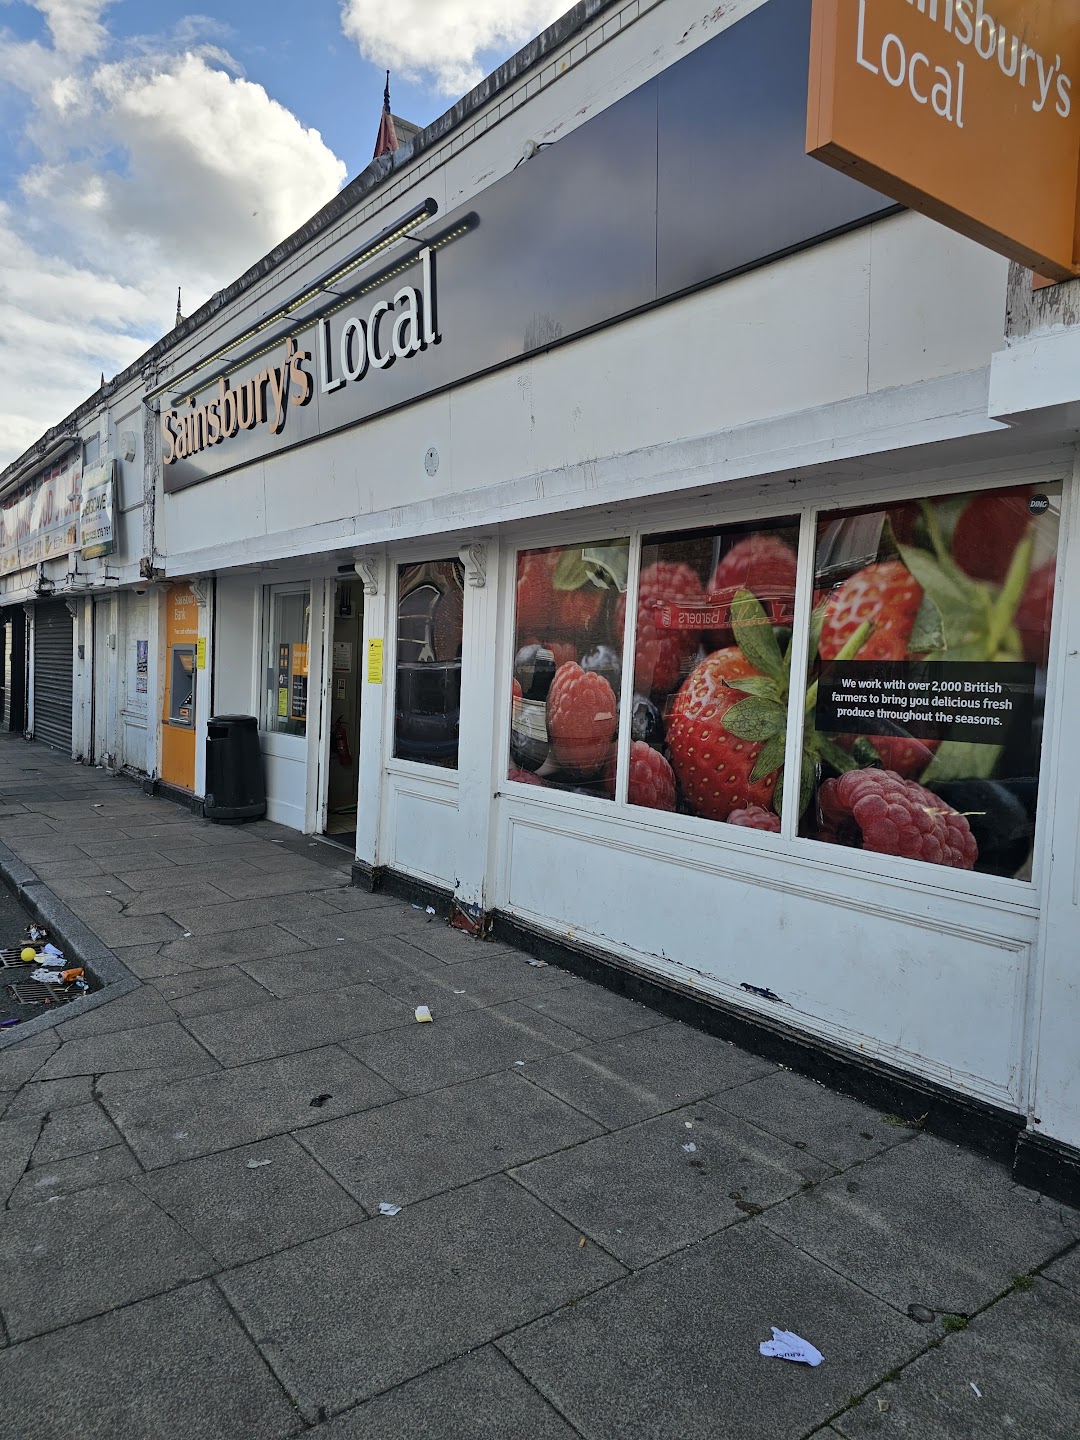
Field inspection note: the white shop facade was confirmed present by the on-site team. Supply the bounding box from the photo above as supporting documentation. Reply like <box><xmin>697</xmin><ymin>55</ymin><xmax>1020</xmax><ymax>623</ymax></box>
<box><xmin>150</xmin><ymin>0</ymin><xmax>1080</xmax><ymax>1196</ymax></box>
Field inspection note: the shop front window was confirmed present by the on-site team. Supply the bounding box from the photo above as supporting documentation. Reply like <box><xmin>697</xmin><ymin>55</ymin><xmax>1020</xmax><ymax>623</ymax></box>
<box><xmin>394</xmin><ymin>559</ymin><xmax>465</xmax><ymax>769</ymax></box>
<box><xmin>263</xmin><ymin>584</ymin><xmax>310</xmax><ymax>737</ymax></box>
<box><xmin>508</xmin><ymin>538</ymin><xmax>630</xmax><ymax>798</ymax></box>
<box><xmin>801</xmin><ymin>483</ymin><xmax>1061</xmax><ymax>879</ymax></box>
<box><xmin>627</xmin><ymin>521</ymin><xmax>800</xmax><ymax>827</ymax></box>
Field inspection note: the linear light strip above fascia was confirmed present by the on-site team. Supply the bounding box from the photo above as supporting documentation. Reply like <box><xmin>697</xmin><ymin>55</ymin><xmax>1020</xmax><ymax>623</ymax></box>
<box><xmin>152</xmin><ymin>198</ymin><xmax>439</xmax><ymax>402</ymax></box>
<box><xmin>170</xmin><ymin>216</ymin><xmax>476</xmax><ymax>406</ymax></box>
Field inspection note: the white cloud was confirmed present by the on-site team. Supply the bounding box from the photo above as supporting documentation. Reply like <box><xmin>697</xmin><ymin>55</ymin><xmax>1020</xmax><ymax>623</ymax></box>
<box><xmin>35</xmin><ymin>0</ymin><xmax>109</xmax><ymax>59</ymax></box>
<box><xmin>0</xmin><ymin>7</ymin><xmax>347</xmax><ymax>468</ymax></box>
<box><xmin>340</xmin><ymin>0</ymin><xmax>566</xmax><ymax>95</ymax></box>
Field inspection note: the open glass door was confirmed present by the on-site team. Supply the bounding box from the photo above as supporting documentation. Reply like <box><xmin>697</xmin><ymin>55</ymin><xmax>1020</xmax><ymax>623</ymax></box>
<box><xmin>321</xmin><ymin>579</ymin><xmax>364</xmax><ymax>847</ymax></box>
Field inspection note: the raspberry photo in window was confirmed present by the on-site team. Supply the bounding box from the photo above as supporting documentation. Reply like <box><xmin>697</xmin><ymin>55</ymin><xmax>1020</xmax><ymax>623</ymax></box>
<box><xmin>508</xmin><ymin>540</ymin><xmax>629</xmax><ymax>799</ymax></box>
<box><xmin>803</xmin><ymin>484</ymin><xmax>1061</xmax><ymax>879</ymax></box>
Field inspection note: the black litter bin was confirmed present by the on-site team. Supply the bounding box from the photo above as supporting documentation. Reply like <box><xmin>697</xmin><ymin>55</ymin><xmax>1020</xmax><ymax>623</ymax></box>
<box><xmin>204</xmin><ymin>715</ymin><xmax>266</xmax><ymax>823</ymax></box>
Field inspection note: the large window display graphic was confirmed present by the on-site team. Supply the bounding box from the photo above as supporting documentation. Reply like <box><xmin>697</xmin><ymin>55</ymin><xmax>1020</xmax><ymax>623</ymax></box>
<box><xmin>509</xmin><ymin>539</ymin><xmax>630</xmax><ymax>799</ymax></box>
<box><xmin>803</xmin><ymin>484</ymin><xmax>1061</xmax><ymax>878</ymax></box>
<box><xmin>626</xmin><ymin>521</ymin><xmax>800</xmax><ymax>826</ymax></box>
<box><xmin>394</xmin><ymin>559</ymin><xmax>465</xmax><ymax>769</ymax></box>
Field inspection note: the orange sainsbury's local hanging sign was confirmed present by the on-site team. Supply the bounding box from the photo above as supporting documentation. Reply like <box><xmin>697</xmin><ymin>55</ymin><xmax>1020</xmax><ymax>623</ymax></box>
<box><xmin>807</xmin><ymin>0</ymin><xmax>1080</xmax><ymax>281</ymax></box>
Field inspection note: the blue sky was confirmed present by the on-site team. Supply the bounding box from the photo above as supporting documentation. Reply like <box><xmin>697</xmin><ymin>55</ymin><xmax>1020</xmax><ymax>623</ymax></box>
<box><xmin>0</xmin><ymin>0</ymin><xmax>565</xmax><ymax>465</ymax></box>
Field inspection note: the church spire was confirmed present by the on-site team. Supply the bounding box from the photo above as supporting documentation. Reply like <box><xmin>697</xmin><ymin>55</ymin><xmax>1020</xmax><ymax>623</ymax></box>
<box><xmin>373</xmin><ymin>71</ymin><xmax>399</xmax><ymax>159</ymax></box>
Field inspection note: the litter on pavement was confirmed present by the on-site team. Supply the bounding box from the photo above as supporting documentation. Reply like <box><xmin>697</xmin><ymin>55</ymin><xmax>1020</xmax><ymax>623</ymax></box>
<box><xmin>378</xmin><ymin>1203</ymin><xmax>402</xmax><ymax>1217</ymax></box>
<box><xmin>2</xmin><ymin>924</ymin><xmax>89</xmax><ymax>1023</ymax></box>
<box><xmin>683</xmin><ymin>1142</ymin><xmax>697</xmax><ymax>1153</ymax></box>
<box><xmin>246</xmin><ymin>1159</ymin><xmax>273</xmax><ymax>1169</ymax></box>
<box><xmin>758</xmin><ymin>1328</ymin><xmax>824</xmax><ymax>1366</ymax></box>
<box><xmin>414</xmin><ymin>1005</ymin><xmax>433</xmax><ymax>1023</ymax></box>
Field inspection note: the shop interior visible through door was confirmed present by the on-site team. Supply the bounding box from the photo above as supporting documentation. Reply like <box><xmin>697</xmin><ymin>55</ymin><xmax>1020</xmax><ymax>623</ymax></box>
<box><xmin>324</xmin><ymin>580</ymin><xmax>363</xmax><ymax>847</ymax></box>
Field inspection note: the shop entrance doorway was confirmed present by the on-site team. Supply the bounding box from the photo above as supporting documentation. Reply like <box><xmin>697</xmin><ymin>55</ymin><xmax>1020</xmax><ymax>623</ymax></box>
<box><xmin>321</xmin><ymin>579</ymin><xmax>363</xmax><ymax>848</ymax></box>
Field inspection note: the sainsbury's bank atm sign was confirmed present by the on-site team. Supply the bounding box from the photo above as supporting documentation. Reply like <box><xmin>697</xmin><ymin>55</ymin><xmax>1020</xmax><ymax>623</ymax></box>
<box><xmin>808</xmin><ymin>0</ymin><xmax>1080</xmax><ymax>280</ymax></box>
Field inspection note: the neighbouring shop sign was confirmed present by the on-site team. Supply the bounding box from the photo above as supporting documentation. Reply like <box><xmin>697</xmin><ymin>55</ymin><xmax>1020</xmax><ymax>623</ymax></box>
<box><xmin>79</xmin><ymin>459</ymin><xmax>117</xmax><ymax>559</ymax></box>
<box><xmin>807</xmin><ymin>0</ymin><xmax>1080</xmax><ymax>280</ymax></box>
<box><xmin>0</xmin><ymin>450</ymin><xmax>83</xmax><ymax>576</ymax></box>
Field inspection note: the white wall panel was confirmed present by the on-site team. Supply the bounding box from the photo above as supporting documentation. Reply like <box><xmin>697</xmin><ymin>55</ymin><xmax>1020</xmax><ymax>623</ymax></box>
<box><xmin>869</xmin><ymin>217</ymin><xmax>1009</xmax><ymax>394</ymax></box>
<box><xmin>384</xmin><ymin>770</ymin><xmax>460</xmax><ymax>889</ymax></box>
<box><xmin>500</xmin><ymin>801</ymin><xmax>1035</xmax><ymax>1107</ymax></box>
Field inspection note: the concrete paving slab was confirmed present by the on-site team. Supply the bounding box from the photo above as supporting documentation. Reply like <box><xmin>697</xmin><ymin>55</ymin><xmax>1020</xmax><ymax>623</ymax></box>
<box><xmin>102</xmin><ymin>1044</ymin><xmax>401</xmax><ymax>1167</ymax></box>
<box><xmin>94</xmin><ymin>1055</ymin><xmax>223</xmax><ymax>1098</ymax></box>
<box><xmin>241</xmin><ymin>946</ymin><xmax>415</xmax><ymax>998</ymax></box>
<box><xmin>220</xmin><ymin>1174</ymin><xmax>625</xmax><ymax>1422</ymax></box>
<box><xmin>166</xmin><ymin>973</ymin><xmax>274</xmax><ymax>1019</ymax></box>
<box><xmin>4</xmin><ymin>839</ymin><xmax>99</xmax><ymax>864</ymax></box>
<box><xmin>33</xmin><ymin>872</ymin><xmax>139</xmax><ymax>903</ymax></box>
<box><xmin>32</xmin><ymin>858</ymin><xmax>107</xmax><ymax>881</ymax></box>
<box><xmin>522</xmin><ymin>980</ymin><xmax>673</xmax><ymax>1042</ymax></box>
<box><xmin>833</xmin><ymin>1279</ymin><xmax>1080</xmax><ymax>1440</ymax></box>
<box><xmin>0</xmin><ymin>1040</ymin><xmax>57</xmax><ymax>1090</ymax></box>
<box><xmin>54</xmin><ymin>984</ymin><xmax>176</xmax><ymax>1039</ymax></box>
<box><xmin>316</xmin><ymin>888</ymin><xmax>403</xmax><ymax>913</ymax></box>
<box><xmin>66</xmin><ymin>911</ymin><xmax>184</xmax><ymax>947</ymax></box>
<box><xmin>0</xmin><ymin>1282</ymin><xmax>300</xmax><ymax>1440</ymax></box>
<box><xmin>524</xmin><ymin>1025</ymin><xmax>777</xmax><ymax>1129</ymax></box>
<box><xmin>184</xmin><ymin>983</ymin><xmax>414</xmax><ymax>1066</ymax></box>
<box><xmin>302</xmin><ymin>1070</ymin><xmax>603</xmax><ymax>1209</ymax></box>
<box><xmin>361</xmin><ymin>939</ymin><xmax>582</xmax><ymax>1010</ymax></box>
<box><xmin>512</xmin><ymin>1102</ymin><xmax>828</xmax><ymax>1269</ymax></box>
<box><xmin>33</xmin><ymin>1101</ymin><xmax>123</xmax><ymax>1160</ymax></box>
<box><xmin>147</xmin><ymin>964</ymin><xmax>261</xmax><ymax>1000</ymax></box>
<box><xmin>709</xmin><ymin>1069</ymin><xmax>919</xmax><ymax>1170</ymax></box>
<box><xmin>108</xmin><ymin>943</ymin><xmax>180</xmax><ymax>979</ymax></box>
<box><xmin>335</xmin><ymin>949</ymin><xmax>492</xmax><ymax>1018</ymax></box>
<box><xmin>1043</xmin><ymin>1243</ymin><xmax>1080</xmax><ymax>1296</ymax></box>
<box><xmin>405</xmin><ymin>927</ymin><xmax>521</xmax><ymax>965</ymax></box>
<box><xmin>0</xmin><ymin>1115</ymin><xmax>42</xmax><ymax>1205</ymax></box>
<box><xmin>153</xmin><ymin>923</ymin><xmax>301</xmax><ymax>972</ymax></box>
<box><xmin>0</xmin><ymin>1180</ymin><xmax>215</xmax><ymax>1339</ymax></box>
<box><xmin>95</xmin><ymin>850</ymin><xmax>191</xmax><ymax>875</ymax></box>
<box><xmin>226</xmin><ymin>843</ymin><xmax>351</xmax><ymax>877</ymax></box>
<box><xmin>134</xmin><ymin>1133</ymin><xmax>365</xmax><ymax>1265</ymax></box>
<box><xmin>121</xmin><ymin>882</ymin><xmax>235</xmax><ymax>916</ymax></box>
<box><xmin>36</xmin><ymin>1021</ymin><xmax>211</xmax><ymax>1080</ymax></box>
<box><xmin>309</xmin><ymin>1346</ymin><xmax>579</xmax><ymax>1439</ymax></box>
<box><xmin>112</xmin><ymin>860</ymin><xmax>268</xmax><ymax>893</ymax></box>
<box><xmin>279</xmin><ymin>905</ymin><xmax>439</xmax><ymax>947</ymax></box>
<box><xmin>2</xmin><ymin>1075</ymin><xmax>94</xmax><ymax>1119</ymax></box>
<box><xmin>213</xmin><ymin>867</ymin><xmax>352</xmax><ymax>900</ymax></box>
<box><xmin>162</xmin><ymin>892</ymin><xmax>344</xmax><ymax>937</ymax></box>
<box><xmin>499</xmin><ymin>1221</ymin><xmax>924</xmax><ymax>1440</ymax></box>
<box><xmin>10</xmin><ymin>1144</ymin><xmax>142</xmax><ymax>1206</ymax></box>
<box><xmin>345</xmin><ymin>1000</ymin><xmax>584</xmax><ymax>1095</ymax></box>
<box><xmin>762</xmin><ymin>1135</ymin><xmax>1080</xmax><ymax>1319</ymax></box>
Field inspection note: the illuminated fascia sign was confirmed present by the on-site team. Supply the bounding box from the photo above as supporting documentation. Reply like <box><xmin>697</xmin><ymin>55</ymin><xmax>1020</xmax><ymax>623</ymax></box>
<box><xmin>807</xmin><ymin>0</ymin><xmax>1080</xmax><ymax>281</ymax></box>
<box><xmin>161</xmin><ymin>228</ymin><xmax>439</xmax><ymax>467</ymax></box>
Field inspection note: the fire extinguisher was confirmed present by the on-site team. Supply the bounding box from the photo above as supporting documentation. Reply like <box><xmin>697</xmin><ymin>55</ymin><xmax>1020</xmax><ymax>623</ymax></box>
<box><xmin>332</xmin><ymin>716</ymin><xmax>353</xmax><ymax>767</ymax></box>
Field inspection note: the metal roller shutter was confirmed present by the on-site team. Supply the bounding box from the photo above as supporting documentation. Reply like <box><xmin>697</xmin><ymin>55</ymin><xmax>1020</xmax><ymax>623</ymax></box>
<box><xmin>33</xmin><ymin>602</ymin><xmax>73</xmax><ymax>752</ymax></box>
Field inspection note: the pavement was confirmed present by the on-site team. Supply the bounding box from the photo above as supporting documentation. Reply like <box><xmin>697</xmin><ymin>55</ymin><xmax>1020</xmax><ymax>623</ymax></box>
<box><xmin>0</xmin><ymin>733</ymin><xmax>1078</xmax><ymax>1440</ymax></box>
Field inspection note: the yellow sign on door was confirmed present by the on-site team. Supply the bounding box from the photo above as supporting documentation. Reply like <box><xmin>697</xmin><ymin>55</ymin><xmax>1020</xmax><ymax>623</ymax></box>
<box><xmin>367</xmin><ymin>638</ymin><xmax>384</xmax><ymax>685</ymax></box>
